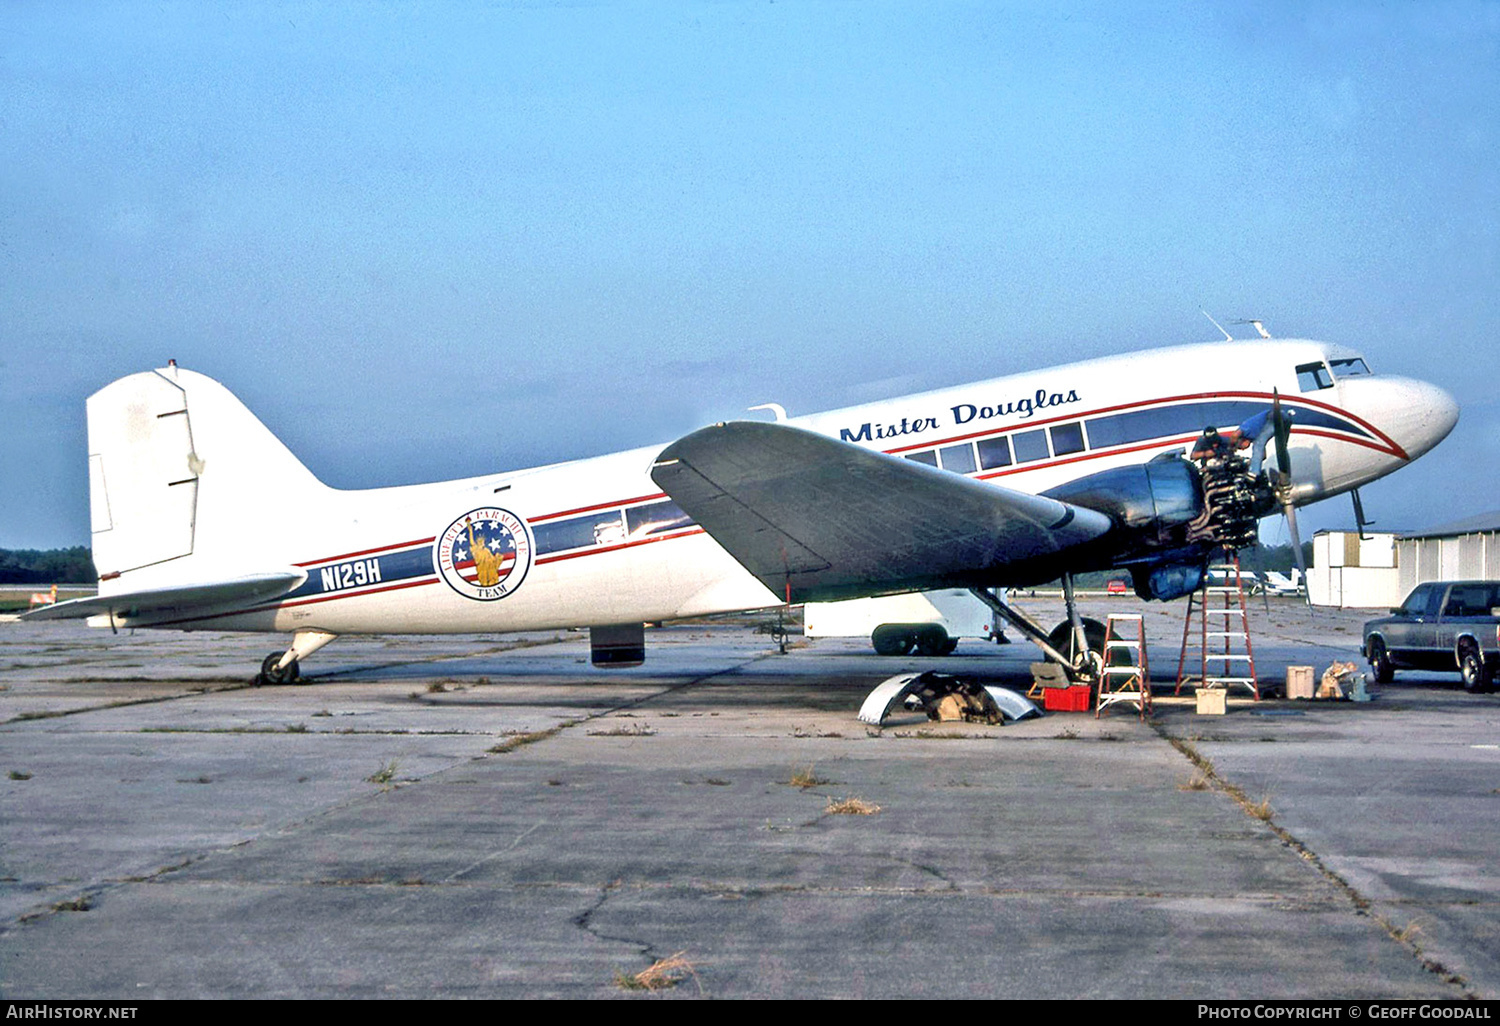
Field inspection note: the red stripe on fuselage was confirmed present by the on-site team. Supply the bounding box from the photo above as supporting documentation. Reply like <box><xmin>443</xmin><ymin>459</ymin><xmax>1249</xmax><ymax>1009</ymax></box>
<box><xmin>535</xmin><ymin>527</ymin><xmax>705</xmax><ymax>565</ymax></box>
<box><xmin>882</xmin><ymin>391</ymin><xmax>1405</xmax><ymax>460</ymax></box>
<box><xmin>279</xmin><ymin>395</ymin><xmax>1401</xmax><ymax>582</ymax></box>
<box><xmin>294</xmin><ymin>537</ymin><xmax>436</xmax><ymax>568</ymax></box>
<box><xmin>528</xmin><ymin>493</ymin><xmax>667</xmax><ymax>524</ymax></box>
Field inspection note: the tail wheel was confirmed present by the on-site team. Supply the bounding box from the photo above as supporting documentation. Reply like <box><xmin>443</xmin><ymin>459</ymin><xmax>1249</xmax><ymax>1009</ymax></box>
<box><xmin>1368</xmin><ymin>638</ymin><xmax>1394</xmax><ymax>684</ymax></box>
<box><xmin>1459</xmin><ymin>644</ymin><xmax>1491</xmax><ymax>694</ymax></box>
<box><xmin>258</xmin><ymin>653</ymin><xmax>299</xmax><ymax>686</ymax></box>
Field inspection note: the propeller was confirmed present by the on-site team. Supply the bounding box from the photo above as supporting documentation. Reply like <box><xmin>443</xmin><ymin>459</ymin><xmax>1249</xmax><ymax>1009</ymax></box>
<box><xmin>1238</xmin><ymin>390</ymin><xmax>1309</xmax><ymax>603</ymax></box>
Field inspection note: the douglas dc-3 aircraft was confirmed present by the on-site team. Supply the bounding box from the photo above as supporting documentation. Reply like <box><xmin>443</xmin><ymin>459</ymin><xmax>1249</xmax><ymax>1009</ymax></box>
<box><xmin>26</xmin><ymin>337</ymin><xmax>1458</xmax><ymax>684</ymax></box>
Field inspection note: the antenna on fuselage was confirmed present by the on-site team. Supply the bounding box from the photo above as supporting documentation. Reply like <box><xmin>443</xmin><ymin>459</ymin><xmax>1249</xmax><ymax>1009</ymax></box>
<box><xmin>1201</xmin><ymin>310</ymin><xmax>1234</xmax><ymax>342</ymax></box>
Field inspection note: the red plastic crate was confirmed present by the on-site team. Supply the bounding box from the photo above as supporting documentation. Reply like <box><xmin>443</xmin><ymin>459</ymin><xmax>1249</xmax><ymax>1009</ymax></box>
<box><xmin>1043</xmin><ymin>684</ymin><xmax>1092</xmax><ymax>712</ymax></box>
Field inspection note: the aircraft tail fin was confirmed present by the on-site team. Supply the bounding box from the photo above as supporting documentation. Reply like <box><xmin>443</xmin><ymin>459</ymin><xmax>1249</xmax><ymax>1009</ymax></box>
<box><xmin>87</xmin><ymin>365</ymin><xmax>328</xmax><ymax>589</ymax></box>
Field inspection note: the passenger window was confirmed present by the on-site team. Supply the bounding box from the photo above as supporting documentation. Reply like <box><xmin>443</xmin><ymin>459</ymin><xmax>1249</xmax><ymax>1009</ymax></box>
<box><xmin>1296</xmin><ymin>362</ymin><xmax>1334</xmax><ymax>392</ymax></box>
<box><xmin>1050</xmin><ymin>422</ymin><xmax>1085</xmax><ymax>456</ymax></box>
<box><xmin>533</xmin><ymin>511</ymin><xmax>625</xmax><ymax>555</ymax></box>
<box><xmin>976</xmin><ymin>436</ymin><xmax>1012</xmax><ymax>470</ymax></box>
<box><xmin>1011</xmin><ymin>429</ymin><xmax>1050</xmax><ymax>463</ymax></box>
<box><xmin>905</xmin><ymin>450</ymin><xmax>938</xmax><ymax>467</ymax></box>
<box><xmin>938</xmin><ymin>443</ymin><xmax>977</xmax><ymax>474</ymax></box>
<box><xmin>625</xmin><ymin>500</ymin><xmax>693</xmax><ymax>539</ymax></box>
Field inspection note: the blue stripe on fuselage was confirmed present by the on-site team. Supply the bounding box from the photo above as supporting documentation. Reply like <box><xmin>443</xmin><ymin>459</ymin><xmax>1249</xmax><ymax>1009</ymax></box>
<box><xmin>284</xmin><ymin>545</ymin><xmax>435</xmax><ymax>599</ymax></box>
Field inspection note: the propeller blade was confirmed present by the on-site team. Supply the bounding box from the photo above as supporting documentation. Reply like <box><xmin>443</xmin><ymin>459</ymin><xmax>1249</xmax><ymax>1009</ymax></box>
<box><xmin>1283</xmin><ymin>497</ymin><xmax>1311</xmax><ymax>607</ymax></box>
<box><xmin>1252</xmin><ymin>531</ymin><xmax>1271</xmax><ymax>614</ymax></box>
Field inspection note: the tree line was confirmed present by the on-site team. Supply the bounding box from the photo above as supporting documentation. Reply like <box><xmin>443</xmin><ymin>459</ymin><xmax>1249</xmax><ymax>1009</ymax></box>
<box><xmin>0</xmin><ymin>548</ymin><xmax>97</xmax><ymax>584</ymax></box>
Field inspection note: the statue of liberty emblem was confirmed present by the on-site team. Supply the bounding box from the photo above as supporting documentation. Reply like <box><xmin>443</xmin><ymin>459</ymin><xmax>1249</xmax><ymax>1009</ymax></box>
<box><xmin>435</xmin><ymin>507</ymin><xmax>533</xmax><ymax>600</ymax></box>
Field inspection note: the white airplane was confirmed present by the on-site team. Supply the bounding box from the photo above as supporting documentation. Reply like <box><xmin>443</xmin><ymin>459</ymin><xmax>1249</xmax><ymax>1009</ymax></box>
<box><xmin>1263</xmin><ymin>569</ymin><xmax>1306</xmax><ymax>596</ymax></box>
<box><xmin>25</xmin><ymin>338</ymin><xmax>1457</xmax><ymax>684</ymax></box>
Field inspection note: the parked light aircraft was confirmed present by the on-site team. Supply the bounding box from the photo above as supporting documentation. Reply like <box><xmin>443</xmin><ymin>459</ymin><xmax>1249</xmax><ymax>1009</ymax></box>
<box><xmin>1263</xmin><ymin>569</ymin><xmax>1306</xmax><ymax>596</ymax></box>
<box><xmin>25</xmin><ymin>339</ymin><xmax>1457</xmax><ymax>683</ymax></box>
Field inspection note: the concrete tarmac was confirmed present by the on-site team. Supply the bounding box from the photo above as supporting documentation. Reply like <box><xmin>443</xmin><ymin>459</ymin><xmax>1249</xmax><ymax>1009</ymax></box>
<box><xmin>1</xmin><ymin>598</ymin><xmax>1496</xmax><ymax>999</ymax></box>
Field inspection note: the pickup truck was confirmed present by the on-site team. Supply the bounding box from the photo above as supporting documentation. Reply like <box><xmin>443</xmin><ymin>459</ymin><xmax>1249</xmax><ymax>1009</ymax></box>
<box><xmin>1362</xmin><ymin>580</ymin><xmax>1500</xmax><ymax>693</ymax></box>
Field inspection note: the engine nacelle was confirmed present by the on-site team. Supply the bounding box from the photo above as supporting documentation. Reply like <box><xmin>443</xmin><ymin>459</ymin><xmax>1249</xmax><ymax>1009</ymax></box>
<box><xmin>1133</xmin><ymin>561</ymin><xmax>1207</xmax><ymax>601</ymax></box>
<box><xmin>1043</xmin><ymin>447</ymin><xmax>1278</xmax><ymax>601</ymax></box>
<box><xmin>1042</xmin><ymin>454</ymin><xmax>1205</xmax><ymax>548</ymax></box>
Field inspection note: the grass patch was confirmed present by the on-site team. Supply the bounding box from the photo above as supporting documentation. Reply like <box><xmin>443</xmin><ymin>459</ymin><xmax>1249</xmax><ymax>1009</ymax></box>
<box><xmin>52</xmin><ymin>897</ymin><xmax>92</xmax><ymax>913</ymax></box>
<box><xmin>587</xmin><ymin>722</ymin><xmax>656</xmax><ymax>737</ymax></box>
<box><xmin>788</xmin><ymin>765</ymin><xmax>830</xmax><ymax>789</ymax></box>
<box><xmin>9</xmin><ymin>770</ymin><xmax>32</xmax><ymax>781</ymax></box>
<box><xmin>367</xmin><ymin>760</ymin><xmax>400</xmax><ymax>785</ymax></box>
<box><xmin>825</xmin><ymin>795</ymin><xmax>881</xmax><ymax>815</ymax></box>
<box><xmin>1179</xmin><ymin>772</ymin><xmax>1212</xmax><ymax>792</ymax></box>
<box><xmin>614</xmin><ymin>951</ymin><xmax>698</xmax><ymax>992</ymax></box>
<box><xmin>791</xmin><ymin>725</ymin><xmax>844</xmax><ymax>738</ymax></box>
<box><xmin>488</xmin><ymin>725</ymin><xmax>562</xmax><ymax>754</ymax></box>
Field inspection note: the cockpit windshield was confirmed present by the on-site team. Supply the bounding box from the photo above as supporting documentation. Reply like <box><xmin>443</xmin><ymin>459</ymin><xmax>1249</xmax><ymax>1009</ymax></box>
<box><xmin>1296</xmin><ymin>362</ymin><xmax>1334</xmax><ymax>391</ymax></box>
<box><xmin>1329</xmin><ymin>357</ymin><xmax>1372</xmax><ymax>378</ymax></box>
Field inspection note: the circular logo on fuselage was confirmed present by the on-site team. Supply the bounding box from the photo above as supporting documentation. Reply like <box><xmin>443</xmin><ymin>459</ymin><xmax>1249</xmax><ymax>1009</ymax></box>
<box><xmin>435</xmin><ymin>507</ymin><xmax>533</xmax><ymax>601</ymax></box>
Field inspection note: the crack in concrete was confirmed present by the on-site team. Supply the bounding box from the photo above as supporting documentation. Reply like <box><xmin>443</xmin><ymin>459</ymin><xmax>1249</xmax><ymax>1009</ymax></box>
<box><xmin>572</xmin><ymin>879</ymin><xmax>656</xmax><ymax>957</ymax></box>
<box><xmin>894</xmin><ymin>858</ymin><xmax>961</xmax><ymax>891</ymax></box>
<box><xmin>1156</xmin><ymin>724</ymin><xmax>1477</xmax><ymax>998</ymax></box>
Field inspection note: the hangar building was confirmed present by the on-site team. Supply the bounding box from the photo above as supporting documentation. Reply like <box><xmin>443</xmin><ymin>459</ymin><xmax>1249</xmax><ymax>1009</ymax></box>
<box><xmin>1309</xmin><ymin>511</ymin><xmax>1500</xmax><ymax>609</ymax></box>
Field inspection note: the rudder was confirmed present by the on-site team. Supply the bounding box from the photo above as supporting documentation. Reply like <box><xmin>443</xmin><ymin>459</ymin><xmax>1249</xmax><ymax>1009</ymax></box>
<box><xmin>88</xmin><ymin>365</ymin><xmax>326</xmax><ymax>586</ymax></box>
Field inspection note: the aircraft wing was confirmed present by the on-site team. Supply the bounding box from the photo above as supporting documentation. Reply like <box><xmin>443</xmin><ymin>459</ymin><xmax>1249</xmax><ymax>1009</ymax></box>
<box><xmin>651</xmin><ymin>421</ymin><xmax>1114</xmax><ymax>603</ymax></box>
<box><xmin>20</xmin><ymin>572</ymin><xmax>305</xmax><ymax>623</ymax></box>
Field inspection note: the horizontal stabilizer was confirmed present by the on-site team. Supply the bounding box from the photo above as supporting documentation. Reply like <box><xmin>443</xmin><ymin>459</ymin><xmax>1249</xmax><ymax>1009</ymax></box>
<box><xmin>651</xmin><ymin>421</ymin><xmax>1112</xmax><ymax>603</ymax></box>
<box><xmin>20</xmin><ymin>572</ymin><xmax>305</xmax><ymax>623</ymax></box>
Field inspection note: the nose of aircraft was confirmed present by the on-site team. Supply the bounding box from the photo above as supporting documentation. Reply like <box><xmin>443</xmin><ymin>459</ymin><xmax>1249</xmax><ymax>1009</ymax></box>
<box><xmin>1359</xmin><ymin>376</ymin><xmax>1460</xmax><ymax>462</ymax></box>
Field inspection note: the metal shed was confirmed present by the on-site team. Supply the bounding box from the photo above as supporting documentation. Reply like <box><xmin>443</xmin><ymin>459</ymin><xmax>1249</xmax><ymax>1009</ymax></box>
<box><xmin>1309</xmin><ymin>511</ymin><xmax>1500</xmax><ymax>609</ymax></box>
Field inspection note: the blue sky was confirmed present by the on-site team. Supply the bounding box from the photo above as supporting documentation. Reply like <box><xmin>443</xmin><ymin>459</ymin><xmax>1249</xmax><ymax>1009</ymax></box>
<box><xmin>2</xmin><ymin>1</ymin><xmax>1496</xmax><ymax>550</ymax></box>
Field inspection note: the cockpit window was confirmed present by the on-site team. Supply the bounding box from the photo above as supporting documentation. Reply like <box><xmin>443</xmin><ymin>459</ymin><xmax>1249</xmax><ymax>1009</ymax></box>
<box><xmin>1296</xmin><ymin>362</ymin><xmax>1334</xmax><ymax>392</ymax></box>
<box><xmin>1329</xmin><ymin>357</ymin><xmax>1371</xmax><ymax>378</ymax></box>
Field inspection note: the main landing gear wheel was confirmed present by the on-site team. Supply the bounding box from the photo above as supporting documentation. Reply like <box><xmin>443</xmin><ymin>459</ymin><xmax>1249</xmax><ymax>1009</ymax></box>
<box><xmin>257</xmin><ymin>653</ymin><xmax>300</xmax><ymax>686</ymax></box>
<box><xmin>1047</xmin><ymin>617</ymin><xmax>1107</xmax><ymax>666</ymax></box>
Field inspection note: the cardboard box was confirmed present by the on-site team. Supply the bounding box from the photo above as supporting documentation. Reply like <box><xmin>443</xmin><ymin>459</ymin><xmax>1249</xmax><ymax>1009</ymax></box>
<box><xmin>1286</xmin><ymin>665</ymin><xmax>1315</xmax><ymax>700</ymax></box>
<box><xmin>1195</xmin><ymin>689</ymin><xmax>1227</xmax><ymax>715</ymax></box>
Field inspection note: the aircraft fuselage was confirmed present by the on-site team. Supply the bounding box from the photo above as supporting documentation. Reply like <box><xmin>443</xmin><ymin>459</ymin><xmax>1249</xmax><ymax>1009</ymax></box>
<box><xmin>82</xmin><ymin>339</ymin><xmax>1458</xmax><ymax>636</ymax></box>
